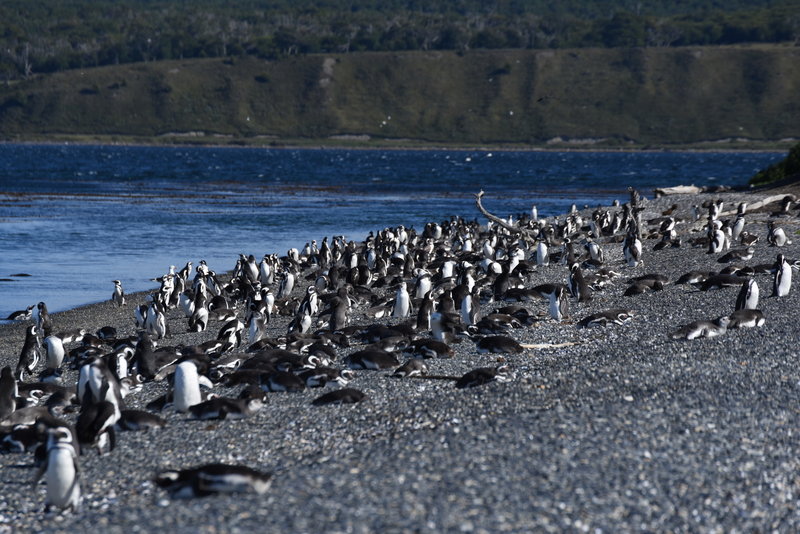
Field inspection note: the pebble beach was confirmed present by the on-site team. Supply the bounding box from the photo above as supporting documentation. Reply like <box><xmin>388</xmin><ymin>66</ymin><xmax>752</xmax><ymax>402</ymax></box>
<box><xmin>1</xmin><ymin>184</ymin><xmax>799</xmax><ymax>533</ymax></box>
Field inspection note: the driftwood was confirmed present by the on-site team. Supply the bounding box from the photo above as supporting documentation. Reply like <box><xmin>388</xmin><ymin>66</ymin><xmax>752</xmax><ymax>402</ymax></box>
<box><xmin>519</xmin><ymin>341</ymin><xmax>581</xmax><ymax>350</ymax></box>
<box><xmin>653</xmin><ymin>185</ymin><xmax>705</xmax><ymax>197</ymax></box>
<box><xmin>475</xmin><ymin>190</ymin><xmax>532</xmax><ymax>236</ymax></box>
<box><xmin>720</xmin><ymin>193</ymin><xmax>796</xmax><ymax>217</ymax></box>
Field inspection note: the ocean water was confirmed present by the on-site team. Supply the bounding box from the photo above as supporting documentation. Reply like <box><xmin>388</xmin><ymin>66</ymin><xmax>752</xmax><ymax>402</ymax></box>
<box><xmin>0</xmin><ymin>144</ymin><xmax>783</xmax><ymax>316</ymax></box>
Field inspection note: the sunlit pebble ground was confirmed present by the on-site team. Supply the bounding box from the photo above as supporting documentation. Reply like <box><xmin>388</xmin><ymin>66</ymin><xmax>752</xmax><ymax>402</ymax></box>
<box><xmin>1</xmin><ymin>188</ymin><xmax>800</xmax><ymax>533</ymax></box>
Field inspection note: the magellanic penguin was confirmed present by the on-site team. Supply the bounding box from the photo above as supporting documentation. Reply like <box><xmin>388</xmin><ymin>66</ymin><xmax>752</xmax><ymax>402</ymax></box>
<box><xmin>767</xmin><ymin>222</ymin><xmax>790</xmax><ymax>247</ymax></box>
<box><xmin>16</xmin><ymin>325</ymin><xmax>41</xmax><ymax>381</ymax></box>
<box><xmin>455</xmin><ymin>365</ymin><xmax>513</xmax><ymax>389</ymax></box>
<box><xmin>623</xmin><ymin>230</ymin><xmax>642</xmax><ymax>268</ymax></box>
<box><xmin>311</xmin><ymin>388</ymin><xmax>366</xmax><ymax>406</ymax></box>
<box><xmin>33</xmin><ymin>426</ymin><xmax>81</xmax><ymax>513</ymax></box>
<box><xmin>188</xmin><ymin>395</ymin><xmax>264</xmax><ymax>421</ymax></box>
<box><xmin>0</xmin><ymin>365</ymin><xmax>17</xmax><ymax>419</ymax></box>
<box><xmin>773</xmin><ymin>253</ymin><xmax>792</xmax><ymax>297</ymax></box>
<box><xmin>577</xmin><ymin>309</ymin><xmax>634</xmax><ymax>328</ymax></box>
<box><xmin>728</xmin><ymin>309</ymin><xmax>766</xmax><ymax>329</ymax></box>
<box><xmin>76</xmin><ymin>387</ymin><xmax>118</xmax><ymax>455</ymax></box>
<box><xmin>154</xmin><ymin>464</ymin><xmax>273</xmax><ymax>498</ymax></box>
<box><xmin>669</xmin><ymin>316</ymin><xmax>731</xmax><ymax>340</ymax></box>
<box><xmin>548</xmin><ymin>286</ymin><xmax>570</xmax><ymax>322</ymax></box>
<box><xmin>735</xmin><ymin>278</ymin><xmax>759</xmax><ymax>311</ymax></box>
<box><xmin>173</xmin><ymin>361</ymin><xmax>202</xmax><ymax>413</ymax></box>
<box><xmin>391</xmin><ymin>281</ymin><xmax>411</xmax><ymax>318</ymax></box>
<box><xmin>5</xmin><ymin>304</ymin><xmax>34</xmax><ymax>321</ymax></box>
<box><xmin>111</xmin><ymin>280</ymin><xmax>126</xmax><ymax>307</ymax></box>
<box><xmin>393</xmin><ymin>359</ymin><xmax>429</xmax><ymax>378</ymax></box>
<box><xmin>37</xmin><ymin>302</ymin><xmax>53</xmax><ymax>337</ymax></box>
<box><xmin>44</xmin><ymin>335</ymin><xmax>66</xmax><ymax>371</ymax></box>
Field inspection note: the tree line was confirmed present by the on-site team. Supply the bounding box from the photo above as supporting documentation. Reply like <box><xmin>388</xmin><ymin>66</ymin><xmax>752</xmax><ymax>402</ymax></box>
<box><xmin>2</xmin><ymin>0</ymin><xmax>799</xmax><ymax>80</ymax></box>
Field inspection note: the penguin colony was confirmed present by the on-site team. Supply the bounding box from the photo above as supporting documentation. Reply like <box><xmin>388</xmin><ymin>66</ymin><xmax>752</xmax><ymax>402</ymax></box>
<box><xmin>0</xmin><ymin>188</ymin><xmax>796</xmax><ymax>515</ymax></box>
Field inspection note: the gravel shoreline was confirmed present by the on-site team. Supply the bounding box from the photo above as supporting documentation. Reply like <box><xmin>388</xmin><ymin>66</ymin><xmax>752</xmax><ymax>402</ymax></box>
<box><xmin>2</xmin><ymin>186</ymin><xmax>799</xmax><ymax>533</ymax></box>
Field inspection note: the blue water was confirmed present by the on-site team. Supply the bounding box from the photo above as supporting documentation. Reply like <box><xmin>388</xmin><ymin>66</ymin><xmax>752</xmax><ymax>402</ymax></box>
<box><xmin>0</xmin><ymin>144</ymin><xmax>783</xmax><ymax>315</ymax></box>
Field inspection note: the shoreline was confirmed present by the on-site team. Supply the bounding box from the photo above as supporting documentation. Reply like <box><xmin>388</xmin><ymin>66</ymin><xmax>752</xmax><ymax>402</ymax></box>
<box><xmin>0</xmin><ymin>136</ymin><xmax>794</xmax><ymax>154</ymax></box>
<box><xmin>2</xmin><ymin>184</ymin><xmax>800</xmax><ymax>531</ymax></box>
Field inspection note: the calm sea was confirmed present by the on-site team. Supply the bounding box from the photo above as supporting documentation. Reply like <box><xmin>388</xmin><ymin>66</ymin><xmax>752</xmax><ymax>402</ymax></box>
<box><xmin>0</xmin><ymin>144</ymin><xmax>783</xmax><ymax>316</ymax></box>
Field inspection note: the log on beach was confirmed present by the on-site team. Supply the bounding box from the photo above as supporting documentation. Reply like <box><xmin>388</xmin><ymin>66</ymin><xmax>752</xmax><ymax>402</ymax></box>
<box><xmin>1</xmin><ymin>185</ymin><xmax>799</xmax><ymax>532</ymax></box>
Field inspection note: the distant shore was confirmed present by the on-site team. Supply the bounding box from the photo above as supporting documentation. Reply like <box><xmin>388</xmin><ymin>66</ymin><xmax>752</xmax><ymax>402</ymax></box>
<box><xmin>1</xmin><ymin>134</ymin><xmax>795</xmax><ymax>154</ymax></box>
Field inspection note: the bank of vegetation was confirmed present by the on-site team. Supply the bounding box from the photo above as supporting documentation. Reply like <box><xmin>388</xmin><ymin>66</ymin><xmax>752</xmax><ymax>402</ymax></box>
<box><xmin>2</xmin><ymin>0</ymin><xmax>799</xmax><ymax>81</ymax></box>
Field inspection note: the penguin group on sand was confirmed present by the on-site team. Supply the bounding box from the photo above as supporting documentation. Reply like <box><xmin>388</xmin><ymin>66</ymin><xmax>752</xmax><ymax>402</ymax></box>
<box><xmin>1</xmin><ymin>188</ymin><xmax>796</xmax><ymax>514</ymax></box>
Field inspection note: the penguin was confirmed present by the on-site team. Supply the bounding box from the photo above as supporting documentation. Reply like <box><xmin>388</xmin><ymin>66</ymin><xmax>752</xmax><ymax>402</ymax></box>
<box><xmin>474</xmin><ymin>335</ymin><xmax>524</xmax><ymax>354</ymax></box>
<box><xmin>77</xmin><ymin>356</ymin><xmax>124</xmax><ymax>421</ymax></box>
<box><xmin>455</xmin><ymin>365</ymin><xmax>512</xmax><ymax>389</ymax></box>
<box><xmin>33</xmin><ymin>426</ymin><xmax>81</xmax><ymax>513</ymax></box>
<box><xmin>728</xmin><ymin>309</ymin><xmax>766</xmax><ymax>329</ymax></box>
<box><xmin>622</xmin><ymin>231</ymin><xmax>642</xmax><ymax>268</ymax></box>
<box><xmin>401</xmin><ymin>338</ymin><xmax>455</xmax><ymax>359</ymax></box>
<box><xmin>111</xmin><ymin>280</ymin><xmax>126</xmax><ymax>307</ymax></box>
<box><xmin>585</xmin><ymin>240</ymin><xmax>604</xmax><ymax>264</ymax></box>
<box><xmin>154</xmin><ymin>464</ymin><xmax>272</xmax><ymax>498</ymax></box>
<box><xmin>0</xmin><ymin>366</ymin><xmax>17</xmax><ymax>419</ymax></box>
<box><xmin>548</xmin><ymin>286</ymin><xmax>569</xmax><ymax>322</ymax></box>
<box><xmin>311</xmin><ymin>388</ymin><xmax>366</xmax><ymax>406</ymax></box>
<box><xmin>145</xmin><ymin>300</ymin><xmax>168</xmax><ymax>340</ymax></box>
<box><xmin>391</xmin><ymin>281</ymin><xmax>411</xmax><ymax>318</ymax></box>
<box><xmin>44</xmin><ymin>335</ymin><xmax>66</xmax><ymax>371</ymax></box>
<box><xmin>577</xmin><ymin>309</ymin><xmax>634</xmax><ymax>328</ymax></box>
<box><xmin>393</xmin><ymin>359</ymin><xmax>429</xmax><ymax>378</ymax></box>
<box><xmin>299</xmin><ymin>285</ymin><xmax>319</xmax><ymax>317</ymax></box>
<box><xmin>76</xmin><ymin>387</ymin><xmax>117</xmax><ymax>455</ymax></box>
<box><xmin>6</xmin><ymin>304</ymin><xmax>34</xmax><ymax>321</ymax></box>
<box><xmin>669</xmin><ymin>316</ymin><xmax>730</xmax><ymax>340</ymax></box>
<box><xmin>277</xmin><ymin>271</ymin><xmax>295</xmax><ymax>299</ymax></box>
<box><xmin>735</xmin><ymin>278</ymin><xmax>759</xmax><ymax>311</ymax></box>
<box><xmin>767</xmin><ymin>222</ymin><xmax>790</xmax><ymax>247</ymax></box>
<box><xmin>173</xmin><ymin>361</ymin><xmax>202</xmax><ymax>413</ymax></box>
<box><xmin>217</xmin><ymin>319</ymin><xmax>245</xmax><ymax>349</ymax></box>
<box><xmin>260</xmin><ymin>371</ymin><xmax>305</xmax><ymax>393</ymax></box>
<box><xmin>773</xmin><ymin>253</ymin><xmax>792</xmax><ymax>297</ymax></box>
<box><xmin>567</xmin><ymin>263</ymin><xmax>592</xmax><ymax>302</ymax></box>
<box><xmin>16</xmin><ymin>325</ymin><xmax>41</xmax><ymax>381</ymax></box>
<box><xmin>416</xmin><ymin>290</ymin><xmax>435</xmax><ymax>332</ymax></box>
<box><xmin>731</xmin><ymin>215</ymin><xmax>745</xmax><ymax>242</ymax></box>
<box><xmin>739</xmin><ymin>231</ymin><xmax>759</xmax><ymax>247</ymax></box>
<box><xmin>188</xmin><ymin>395</ymin><xmax>264</xmax><ymax>421</ymax></box>
<box><xmin>535</xmin><ymin>240</ymin><xmax>549</xmax><ymax>267</ymax></box>
<box><xmin>297</xmin><ymin>367</ymin><xmax>354</xmax><ymax>388</ymax></box>
<box><xmin>37</xmin><ymin>302</ymin><xmax>53</xmax><ymax>337</ymax></box>
<box><xmin>717</xmin><ymin>247</ymin><xmax>755</xmax><ymax>264</ymax></box>
<box><xmin>344</xmin><ymin>349</ymin><xmax>399</xmax><ymax>370</ymax></box>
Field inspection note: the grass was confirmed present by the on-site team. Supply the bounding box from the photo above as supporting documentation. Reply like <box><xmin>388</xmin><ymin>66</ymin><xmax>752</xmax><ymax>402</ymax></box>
<box><xmin>1</xmin><ymin>45</ymin><xmax>799</xmax><ymax>149</ymax></box>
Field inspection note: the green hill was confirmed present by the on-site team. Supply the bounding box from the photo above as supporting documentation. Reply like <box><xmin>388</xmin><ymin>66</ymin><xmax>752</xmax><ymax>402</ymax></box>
<box><xmin>1</xmin><ymin>46</ymin><xmax>799</xmax><ymax>148</ymax></box>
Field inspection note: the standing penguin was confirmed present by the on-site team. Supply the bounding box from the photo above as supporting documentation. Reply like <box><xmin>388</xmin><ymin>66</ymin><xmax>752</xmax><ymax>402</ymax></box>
<box><xmin>16</xmin><ymin>325</ymin><xmax>41</xmax><ymax>381</ymax></box>
<box><xmin>44</xmin><ymin>335</ymin><xmax>66</xmax><ymax>371</ymax></box>
<box><xmin>735</xmin><ymin>278</ymin><xmax>759</xmax><ymax>311</ymax></box>
<box><xmin>37</xmin><ymin>302</ymin><xmax>53</xmax><ymax>337</ymax></box>
<box><xmin>34</xmin><ymin>427</ymin><xmax>81</xmax><ymax>513</ymax></box>
<box><xmin>277</xmin><ymin>271</ymin><xmax>295</xmax><ymax>299</ymax></box>
<box><xmin>174</xmin><ymin>361</ymin><xmax>202</xmax><ymax>413</ymax></box>
<box><xmin>535</xmin><ymin>240</ymin><xmax>549</xmax><ymax>267</ymax></box>
<box><xmin>773</xmin><ymin>254</ymin><xmax>792</xmax><ymax>297</ymax></box>
<box><xmin>0</xmin><ymin>366</ymin><xmax>17</xmax><ymax>419</ymax></box>
<box><xmin>548</xmin><ymin>286</ymin><xmax>570</xmax><ymax>322</ymax></box>
<box><xmin>623</xmin><ymin>231</ymin><xmax>642</xmax><ymax>268</ymax></box>
<box><xmin>392</xmin><ymin>281</ymin><xmax>411</xmax><ymax>318</ymax></box>
<box><xmin>111</xmin><ymin>280</ymin><xmax>126</xmax><ymax>307</ymax></box>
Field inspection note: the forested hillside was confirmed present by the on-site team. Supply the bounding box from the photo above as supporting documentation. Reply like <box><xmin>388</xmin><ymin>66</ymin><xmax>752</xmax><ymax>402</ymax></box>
<box><xmin>2</xmin><ymin>0</ymin><xmax>799</xmax><ymax>80</ymax></box>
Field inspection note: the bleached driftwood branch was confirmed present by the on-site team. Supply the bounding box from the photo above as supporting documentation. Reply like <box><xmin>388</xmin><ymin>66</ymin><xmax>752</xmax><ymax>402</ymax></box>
<box><xmin>475</xmin><ymin>190</ymin><xmax>530</xmax><ymax>235</ymax></box>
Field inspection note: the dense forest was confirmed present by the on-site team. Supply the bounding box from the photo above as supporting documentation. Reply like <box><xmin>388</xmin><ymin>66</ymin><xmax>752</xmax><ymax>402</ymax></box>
<box><xmin>2</xmin><ymin>0</ymin><xmax>799</xmax><ymax>80</ymax></box>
